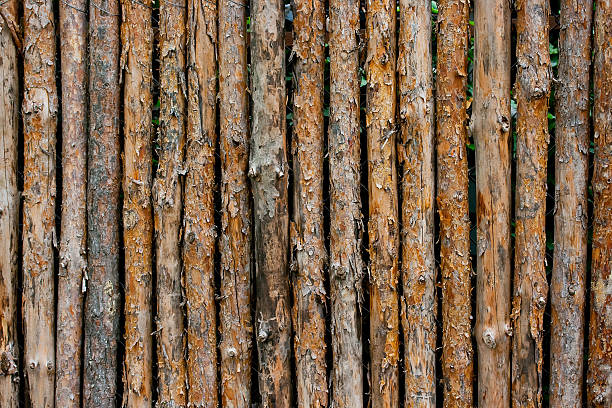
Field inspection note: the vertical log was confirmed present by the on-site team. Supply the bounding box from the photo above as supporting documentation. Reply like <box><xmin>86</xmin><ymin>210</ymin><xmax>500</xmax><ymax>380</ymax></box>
<box><xmin>218</xmin><ymin>0</ymin><xmax>252</xmax><ymax>405</ymax></box>
<box><xmin>184</xmin><ymin>0</ymin><xmax>217</xmax><ymax>406</ymax></box>
<box><xmin>588</xmin><ymin>0</ymin><xmax>612</xmax><ymax>405</ymax></box>
<box><xmin>473</xmin><ymin>0</ymin><xmax>512</xmax><ymax>406</ymax></box>
<box><xmin>365</xmin><ymin>0</ymin><xmax>399</xmax><ymax>407</ymax></box>
<box><xmin>22</xmin><ymin>0</ymin><xmax>57</xmax><ymax>406</ymax></box>
<box><xmin>328</xmin><ymin>0</ymin><xmax>364</xmax><ymax>405</ymax></box>
<box><xmin>0</xmin><ymin>1</ymin><xmax>20</xmax><ymax>406</ymax></box>
<box><xmin>121</xmin><ymin>0</ymin><xmax>154</xmax><ymax>406</ymax></box>
<box><xmin>154</xmin><ymin>0</ymin><xmax>188</xmax><ymax>405</ymax></box>
<box><xmin>291</xmin><ymin>0</ymin><xmax>327</xmax><ymax>406</ymax></box>
<box><xmin>549</xmin><ymin>1</ymin><xmax>592</xmax><ymax>406</ymax></box>
<box><xmin>84</xmin><ymin>0</ymin><xmax>121</xmax><ymax>406</ymax></box>
<box><xmin>56</xmin><ymin>0</ymin><xmax>88</xmax><ymax>406</ymax></box>
<box><xmin>397</xmin><ymin>1</ymin><xmax>436</xmax><ymax>406</ymax></box>
<box><xmin>436</xmin><ymin>0</ymin><xmax>474</xmax><ymax>406</ymax></box>
<box><xmin>249</xmin><ymin>0</ymin><xmax>292</xmax><ymax>405</ymax></box>
<box><xmin>511</xmin><ymin>1</ymin><xmax>550</xmax><ymax>406</ymax></box>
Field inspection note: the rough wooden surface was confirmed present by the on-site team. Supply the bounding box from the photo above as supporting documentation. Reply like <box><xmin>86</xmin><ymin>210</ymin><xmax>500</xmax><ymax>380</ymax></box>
<box><xmin>550</xmin><ymin>1</ymin><xmax>592</xmax><ymax>407</ymax></box>
<box><xmin>435</xmin><ymin>1</ymin><xmax>474</xmax><ymax>406</ymax></box>
<box><xmin>249</xmin><ymin>0</ymin><xmax>292</xmax><ymax>405</ymax></box>
<box><xmin>22</xmin><ymin>0</ymin><xmax>58</xmax><ymax>406</ymax></box>
<box><xmin>154</xmin><ymin>0</ymin><xmax>188</xmax><ymax>406</ymax></box>
<box><xmin>511</xmin><ymin>0</ymin><xmax>550</xmax><ymax>406</ymax></box>
<box><xmin>588</xmin><ymin>0</ymin><xmax>612</xmax><ymax>405</ymax></box>
<box><xmin>218</xmin><ymin>0</ymin><xmax>252</xmax><ymax>406</ymax></box>
<box><xmin>328</xmin><ymin>0</ymin><xmax>364</xmax><ymax>405</ymax></box>
<box><xmin>56</xmin><ymin>0</ymin><xmax>88</xmax><ymax>406</ymax></box>
<box><xmin>121</xmin><ymin>0</ymin><xmax>154</xmax><ymax>406</ymax></box>
<box><xmin>398</xmin><ymin>1</ymin><xmax>436</xmax><ymax>406</ymax></box>
<box><xmin>473</xmin><ymin>0</ymin><xmax>512</xmax><ymax>406</ymax></box>
<box><xmin>291</xmin><ymin>0</ymin><xmax>327</xmax><ymax>406</ymax></box>
<box><xmin>0</xmin><ymin>1</ymin><xmax>20</xmax><ymax>406</ymax></box>
<box><xmin>84</xmin><ymin>1</ymin><xmax>121</xmax><ymax>407</ymax></box>
<box><xmin>184</xmin><ymin>0</ymin><xmax>218</xmax><ymax>405</ymax></box>
<box><xmin>366</xmin><ymin>0</ymin><xmax>399</xmax><ymax>407</ymax></box>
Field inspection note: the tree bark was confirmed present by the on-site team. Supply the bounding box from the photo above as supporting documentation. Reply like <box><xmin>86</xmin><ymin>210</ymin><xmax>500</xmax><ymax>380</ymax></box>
<box><xmin>588</xmin><ymin>0</ymin><xmax>612</xmax><ymax>405</ymax></box>
<box><xmin>549</xmin><ymin>1</ymin><xmax>592</xmax><ymax>407</ymax></box>
<box><xmin>184</xmin><ymin>0</ymin><xmax>217</xmax><ymax>406</ymax></box>
<box><xmin>249</xmin><ymin>0</ymin><xmax>292</xmax><ymax>405</ymax></box>
<box><xmin>154</xmin><ymin>0</ymin><xmax>188</xmax><ymax>406</ymax></box>
<box><xmin>84</xmin><ymin>1</ymin><xmax>121</xmax><ymax>407</ymax></box>
<box><xmin>435</xmin><ymin>1</ymin><xmax>474</xmax><ymax>406</ymax></box>
<box><xmin>365</xmin><ymin>1</ymin><xmax>399</xmax><ymax>407</ymax></box>
<box><xmin>218</xmin><ymin>0</ymin><xmax>252</xmax><ymax>406</ymax></box>
<box><xmin>291</xmin><ymin>0</ymin><xmax>327</xmax><ymax>406</ymax></box>
<box><xmin>0</xmin><ymin>1</ymin><xmax>20</xmax><ymax>406</ymax></box>
<box><xmin>511</xmin><ymin>1</ymin><xmax>550</xmax><ymax>407</ymax></box>
<box><xmin>397</xmin><ymin>2</ymin><xmax>436</xmax><ymax>406</ymax></box>
<box><xmin>120</xmin><ymin>0</ymin><xmax>154</xmax><ymax>406</ymax></box>
<box><xmin>56</xmin><ymin>0</ymin><xmax>88</xmax><ymax>406</ymax></box>
<box><xmin>328</xmin><ymin>0</ymin><xmax>364</xmax><ymax>406</ymax></box>
<box><xmin>22</xmin><ymin>0</ymin><xmax>58</xmax><ymax>406</ymax></box>
<box><xmin>473</xmin><ymin>0</ymin><xmax>512</xmax><ymax>406</ymax></box>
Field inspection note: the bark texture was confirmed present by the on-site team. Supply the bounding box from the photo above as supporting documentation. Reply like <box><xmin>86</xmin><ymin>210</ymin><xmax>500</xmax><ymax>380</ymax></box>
<box><xmin>365</xmin><ymin>1</ymin><xmax>399</xmax><ymax>407</ymax></box>
<box><xmin>84</xmin><ymin>1</ymin><xmax>121</xmax><ymax>406</ymax></box>
<box><xmin>291</xmin><ymin>0</ymin><xmax>327</xmax><ymax>406</ymax></box>
<box><xmin>184</xmin><ymin>0</ymin><xmax>217</xmax><ymax>405</ymax></box>
<box><xmin>328</xmin><ymin>0</ymin><xmax>364</xmax><ymax>406</ymax></box>
<box><xmin>473</xmin><ymin>0</ymin><xmax>512</xmax><ymax>406</ymax></box>
<box><xmin>0</xmin><ymin>1</ymin><xmax>20</xmax><ymax>406</ymax></box>
<box><xmin>218</xmin><ymin>0</ymin><xmax>252</xmax><ymax>406</ymax></box>
<box><xmin>56</xmin><ymin>0</ymin><xmax>88</xmax><ymax>406</ymax></box>
<box><xmin>22</xmin><ymin>0</ymin><xmax>58</xmax><ymax>406</ymax></box>
<box><xmin>397</xmin><ymin>1</ymin><xmax>436</xmax><ymax>406</ymax></box>
<box><xmin>121</xmin><ymin>0</ymin><xmax>154</xmax><ymax>406</ymax></box>
<box><xmin>588</xmin><ymin>0</ymin><xmax>612</xmax><ymax>405</ymax></box>
<box><xmin>435</xmin><ymin>1</ymin><xmax>474</xmax><ymax>406</ymax></box>
<box><xmin>549</xmin><ymin>1</ymin><xmax>592</xmax><ymax>406</ymax></box>
<box><xmin>154</xmin><ymin>0</ymin><xmax>188</xmax><ymax>405</ymax></box>
<box><xmin>249</xmin><ymin>0</ymin><xmax>292</xmax><ymax>405</ymax></box>
<box><xmin>511</xmin><ymin>1</ymin><xmax>550</xmax><ymax>407</ymax></box>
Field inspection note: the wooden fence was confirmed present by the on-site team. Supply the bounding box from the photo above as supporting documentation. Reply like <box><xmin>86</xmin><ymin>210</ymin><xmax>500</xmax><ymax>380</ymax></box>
<box><xmin>0</xmin><ymin>0</ymin><xmax>610</xmax><ymax>407</ymax></box>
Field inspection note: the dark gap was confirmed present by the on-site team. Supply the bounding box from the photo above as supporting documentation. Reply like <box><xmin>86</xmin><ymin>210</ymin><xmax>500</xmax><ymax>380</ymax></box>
<box><xmin>53</xmin><ymin>1</ymin><xmax>63</xmax><ymax>407</ymax></box>
<box><xmin>321</xmin><ymin>0</ymin><xmax>333</xmax><ymax>399</ymax></box>
<box><xmin>116</xmin><ymin>2</ymin><xmax>127</xmax><ymax>404</ymax></box>
<box><xmin>151</xmin><ymin>1</ymin><xmax>161</xmax><ymax>404</ymax></box>
<box><xmin>582</xmin><ymin>2</ymin><xmax>596</xmax><ymax>403</ymax></box>
<box><xmin>466</xmin><ymin>2</ymin><xmax>477</xmax><ymax>403</ymax></box>
<box><xmin>542</xmin><ymin>1</ymin><xmax>561</xmax><ymax>405</ymax></box>
<box><xmin>214</xmin><ymin>51</ymin><xmax>223</xmax><ymax>408</ymax></box>
<box><xmin>284</xmin><ymin>1</ymin><xmax>297</xmax><ymax>404</ymax></box>
<box><xmin>358</xmin><ymin>1</ymin><xmax>370</xmax><ymax>405</ymax></box>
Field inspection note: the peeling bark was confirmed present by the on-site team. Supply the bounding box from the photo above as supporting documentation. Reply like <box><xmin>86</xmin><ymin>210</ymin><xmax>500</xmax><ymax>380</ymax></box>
<box><xmin>184</xmin><ymin>0</ymin><xmax>218</xmax><ymax>406</ymax></box>
<box><xmin>291</xmin><ymin>0</ymin><xmax>327</xmax><ymax>406</ymax></box>
<box><xmin>549</xmin><ymin>1</ymin><xmax>592</xmax><ymax>406</ymax></box>
<box><xmin>249</xmin><ymin>0</ymin><xmax>292</xmax><ymax>405</ymax></box>
<box><xmin>0</xmin><ymin>1</ymin><xmax>20</xmax><ymax>406</ymax></box>
<box><xmin>435</xmin><ymin>1</ymin><xmax>474</xmax><ymax>406</ymax></box>
<box><xmin>587</xmin><ymin>1</ymin><xmax>612</xmax><ymax>405</ymax></box>
<box><xmin>56</xmin><ymin>0</ymin><xmax>88</xmax><ymax>406</ymax></box>
<box><xmin>365</xmin><ymin>1</ymin><xmax>399</xmax><ymax>407</ymax></box>
<box><xmin>84</xmin><ymin>1</ymin><xmax>121</xmax><ymax>407</ymax></box>
<box><xmin>511</xmin><ymin>1</ymin><xmax>550</xmax><ymax>407</ymax></box>
<box><xmin>22</xmin><ymin>0</ymin><xmax>58</xmax><ymax>406</ymax></box>
<box><xmin>153</xmin><ymin>0</ymin><xmax>188</xmax><ymax>406</ymax></box>
<box><xmin>120</xmin><ymin>0</ymin><xmax>154</xmax><ymax>406</ymax></box>
<box><xmin>328</xmin><ymin>0</ymin><xmax>364</xmax><ymax>406</ymax></box>
<box><xmin>218</xmin><ymin>1</ymin><xmax>252</xmax><ymax>407</ymax></box>
<box><xmin>472</xmin><ymin>0</ymin><xmax>512</xmax><ymax>406</ymax></box>
<box><xmin>397</xmin><ymin>2</ymin><xmax>436</xmax><ymax>406</ymax></box>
